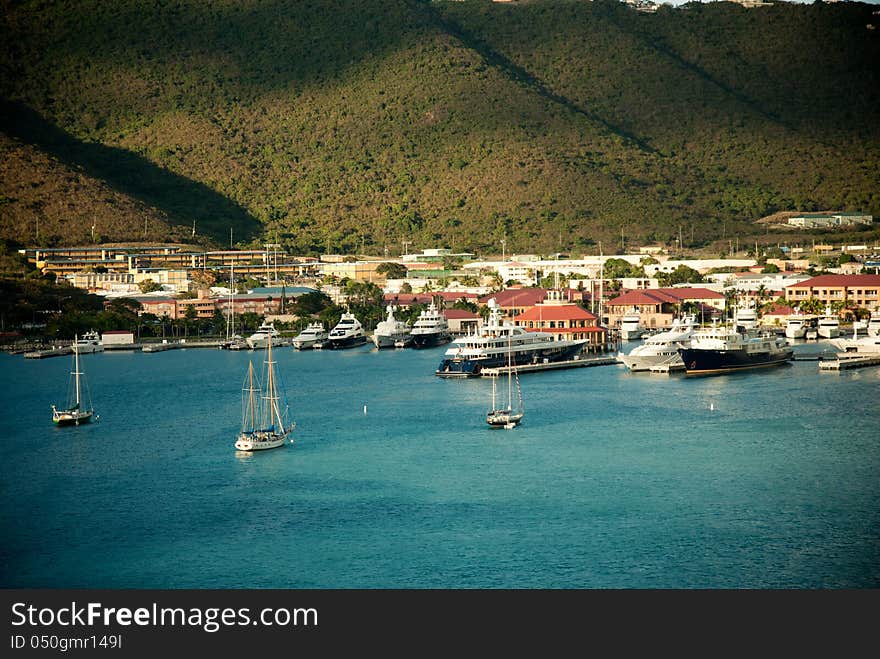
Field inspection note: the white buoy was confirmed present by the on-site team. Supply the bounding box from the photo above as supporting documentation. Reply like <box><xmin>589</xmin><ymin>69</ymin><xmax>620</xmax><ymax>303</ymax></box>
<box><xmin>363</xmin><ymin>404</ymin><xmax>367</xmax><ymax>415</ymax></box>
<box><xmin>710</xmin><ymin>402</ymin><xmax>715</xmax><ymax>411</ymax></box>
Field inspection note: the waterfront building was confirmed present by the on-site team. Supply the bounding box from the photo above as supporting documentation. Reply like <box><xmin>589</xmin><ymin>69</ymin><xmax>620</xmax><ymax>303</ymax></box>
<box><xmin>101</xmin><ymin>330</ymin><xmax>135</xmax><ymax>346</ymax></box>
<box><xmin>784</xmin><ymin>274</ymin><xmax>880</xmax><ymax>311</ymax></box>
<box><xmin>606</xmin><ymin>287</ymin><xmax>726</xmax><ymax>330</ymax></box>
<box><xmin>513</xmin><ymin>290</ymin><xmax>608</xmax><ymax>350</ymax></box>
<box><xmin>477</xmin><ymin>288</ymin><xmax>590</xmax><ymax>321</ymax></box>
<box><xmin>443</xmin><ymin>308</ymin><xmax>480</xmax><ymax>335</ymax></box>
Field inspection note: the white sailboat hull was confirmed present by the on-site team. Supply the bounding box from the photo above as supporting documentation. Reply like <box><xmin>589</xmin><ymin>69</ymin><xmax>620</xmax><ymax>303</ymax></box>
<box><xmin>235</xmin><ymin>431</ymin><xmax>289</xmax><ymax>451</ymax></box>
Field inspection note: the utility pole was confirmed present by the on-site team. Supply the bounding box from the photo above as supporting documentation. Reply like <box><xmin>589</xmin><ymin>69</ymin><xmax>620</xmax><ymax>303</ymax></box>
<box><xmin>501</xmin><ymin>238</ymin><xmax>506</xmax><ymax>262</ymax></box>
<box><xmin>230</xmin><ymin>227</ymin><xmax>233</xmax><ymax>249</ymax></box>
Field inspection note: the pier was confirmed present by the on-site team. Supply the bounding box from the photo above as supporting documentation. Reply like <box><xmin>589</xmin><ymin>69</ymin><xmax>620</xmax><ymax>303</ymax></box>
<box><xmin>481</xmin><ymin>355</ymin><xmax>618</xmax><ymax>376</ymax></box>
<box><xmin>818</xmin><ymin>355</ymin><xmax>880</xmax><ymax>371</ymax></box>
<box><xmin>23</xmin><ymin>346</ymin><xmax>72</xmax><ymax>359</ymax></box>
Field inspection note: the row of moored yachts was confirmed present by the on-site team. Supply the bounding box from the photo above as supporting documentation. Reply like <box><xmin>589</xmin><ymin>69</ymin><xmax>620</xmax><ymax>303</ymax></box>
<box><xmin>618</xmin><ymin>308</ymin><xmax>880</xmax><ymax>374</ymax></box>
<box><xmin>224</xmin><ymin>301</ymin><xmax>455</xmax><ymax>352</ymax></box>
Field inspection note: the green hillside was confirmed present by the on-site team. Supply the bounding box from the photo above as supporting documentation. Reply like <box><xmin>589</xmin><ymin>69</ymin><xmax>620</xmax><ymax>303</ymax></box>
<box><xmin>1</xmin><ymin>0</ymin><xmax>878</xmax><ymax>255</ymax></box>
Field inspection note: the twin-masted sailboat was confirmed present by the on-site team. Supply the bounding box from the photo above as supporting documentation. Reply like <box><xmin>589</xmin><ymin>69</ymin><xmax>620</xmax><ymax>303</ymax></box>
<box><xmin>52</xmin><ymin>334</ymin><xmax>95</xmax><ymax>426</ymax></box>
<box><xmin>235</xmin><ymin>333</ymin><xmax>294</xmax><ymax>451</ymax></box>
<box><xmin>486</xmin><ymin>332</ymin><xmax>524</xmax><ymax>429</ymax></box>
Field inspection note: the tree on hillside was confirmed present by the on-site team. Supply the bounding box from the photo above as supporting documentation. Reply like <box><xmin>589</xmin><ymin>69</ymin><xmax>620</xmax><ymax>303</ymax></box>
<box><xmin>376</xmin><ymin>262</ymin><xmax>407</xmax><ymax>279</ymax></box>
<box><xmin>658</xmin><ymin>265</ymin><xmax>703</xmax><ymax>286</ymax></box>
<box><xmin>138</xmin><ymin>278</ymin><xmax>163</xmax><ymax>294</ymax></box>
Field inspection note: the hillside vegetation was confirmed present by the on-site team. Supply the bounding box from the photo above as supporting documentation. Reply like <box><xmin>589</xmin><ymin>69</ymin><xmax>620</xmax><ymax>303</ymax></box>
<box><xmin>1</xmin><ymin>0</ymin><xmax>878</xmax><ymax>255</ymax></box>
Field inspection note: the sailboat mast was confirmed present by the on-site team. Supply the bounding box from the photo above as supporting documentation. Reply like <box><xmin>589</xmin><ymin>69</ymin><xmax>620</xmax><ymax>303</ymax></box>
<box><xmin>73</xmin><ymin>335</ymin><xmax>81</xmax><ymax>408</ymax></box>
<box><xmin>246</xmin><ymin>361</ymin><xmax>258</xmax><ymax>431</ymax></box>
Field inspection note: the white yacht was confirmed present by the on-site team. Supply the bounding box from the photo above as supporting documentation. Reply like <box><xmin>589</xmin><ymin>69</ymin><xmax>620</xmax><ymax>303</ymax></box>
<box><xmin>785</xmin><ymin>313</ymin><xmax>814</xmax><ymax>339</ymax></box>
<box><xmin>246</xmin><ymin>322</ymin><xmax>281</xmax><ymax>350</ymax></box>
<box><xmin>436</xmin><ymin>298</ymin><xmax>587</xmax><ymax>377</ymax></box>
<box><xmin>866</xmin><ymin>310</ymin><xmax>880</xmax><ymax>337</ymax></box>
<box><xmin>618</xmin><ymin>314</ymin><xmax>698</xmax><ymax>372</ymax></box>
<box><xmin>75</xmin><ymin>330</ymin><xmax>104</xmax><ymax>354</ymax></box>
<box><xmin>292</xmin><ymin>322</ymin><xmax>328</xmax><ymax>350</ymax></box>
<box><xmin>326</xmin><ymin>312</ymin><xmax>367</xmax><ymax>349</ymax></box>
<box><xmin>410</xmin><ymin>301</ymin><xmax>452</xmax><ymax>349</ymax></box>
<box><xmin>619</xmin><ymin>310</ymin><xmax>645</xmax><ymax>341</ymax></box>
<box><xmin>372</xmin><ymin>305</ymin><xmax>412</xmax><ymax>349</ymax></box>
<box><xmin>817</xmin><ymin>307</ymin><xmax>840</xmax><ymax>339</ymax></box>
<box><xmin>733</xmin><ymin>304</ymin><xmax>758</xmax><ymax>330</ymax></box>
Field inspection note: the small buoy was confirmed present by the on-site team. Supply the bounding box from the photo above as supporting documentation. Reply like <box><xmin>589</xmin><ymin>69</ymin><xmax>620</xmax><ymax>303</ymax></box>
<box><xmin>363</xmin><ymin>404</ymin><xmax>367</xmax><ymax>415</ymax></box>
<box><xmin>710</xmin><ymin>402</ymin><xmax>715</xmax><ymax>411</ymax></box>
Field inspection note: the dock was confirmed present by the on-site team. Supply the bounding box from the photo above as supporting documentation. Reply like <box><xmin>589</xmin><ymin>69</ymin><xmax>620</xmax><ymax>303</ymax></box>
<box><xmin>23</xmin><ymin>346</ymin><xmax>71</xmax><ymax>359</ymax></box>
<box><xmin>481</xmin><ymin>355</ymin><xmax>618</xmax><ymax>376</ymax></box>
<box><xmin>818</xmin><ymin>355</ymin><xmax>880</xmax><ymax>371</ymax></box>
<box><xmin>141</xmin><ymin>339</ymin><xmax>224</xmax><ymax>352</ymax></box>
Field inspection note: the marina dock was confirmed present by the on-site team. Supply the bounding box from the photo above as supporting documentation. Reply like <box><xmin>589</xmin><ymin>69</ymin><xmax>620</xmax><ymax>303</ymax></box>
<box><xmin>23</xmin><ymin>346</ymin><xmax>72</xmax><ymax>359</ymax></box>
<box><xmin>818</xmin><ymin>354</ymin><xmax>880</xmax><ymax>371</ymax></box>
<box><xmin>481</xmin><ymin>355</ymin><xmax>618</xmax><ymax>376</ymax></box>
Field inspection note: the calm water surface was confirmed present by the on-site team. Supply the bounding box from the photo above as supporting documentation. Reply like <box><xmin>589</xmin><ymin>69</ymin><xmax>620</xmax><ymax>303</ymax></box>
<box><xmin>1</xmin><ymin>341</ymin><xmax>878</xmax><ymax>588</ymax></box>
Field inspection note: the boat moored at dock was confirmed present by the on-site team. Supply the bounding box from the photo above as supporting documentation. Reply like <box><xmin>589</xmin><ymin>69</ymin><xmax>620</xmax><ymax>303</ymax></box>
<box><xmin>326</xmin><ymin>312</ymin><xmax>367</xmax><ymax>349</ymax></box>
<box><xmin>679</xmin><ymin>323</ymin><xmax>793</xmax><ymax>375</ymax></box>
<box><xmin>436</xmin><ymin>298</ymin><xmax>587</xmax><ymax>377</ymax></box>
<box><xmin>246</xmin><ymin>322</ymin><xmax>281</xmax><ymax>350</ymax></box>
<box><xmin>292</xmin><ymin>322</ymin><xmax>328</xmax><ymax>350</ymax></box>
<box><xmin>372</xmin><ymin>305</ymin><xmax>411</xmax><ymax>349</ymax></box>
<box><xmin>618</xmin><ymin>314</ymin><xmax>698</xmax><ymax>372</ymax></box>
<box><xmin>410</xmin><ymin>301</ymin><xmax>452</xmax><ymax>349</ymax></box>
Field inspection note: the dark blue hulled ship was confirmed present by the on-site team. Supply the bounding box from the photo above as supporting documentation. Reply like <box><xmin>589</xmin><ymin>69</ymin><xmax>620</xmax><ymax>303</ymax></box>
<box><xmin>678</xmin><ymin>322</ymin><xmax>793</xmax><ymax>375</ymax></box>
<box><xmin>436</xmin><ymin>299</ymin><xmax>587</xmax><ymax>377</ymax></box>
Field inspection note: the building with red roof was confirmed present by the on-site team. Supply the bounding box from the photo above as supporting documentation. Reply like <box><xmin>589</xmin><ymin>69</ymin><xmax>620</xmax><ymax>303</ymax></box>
<box><xmin>784</xmin><ymin>274</ymin><xmax>880</xmax><ymax>310</ymax></box>
<box><xmin>443</xmin><ymin>308</ymin><xmax>480</xmax><ymax>334</ymax></box>
<box><xmin>606</xmin><ymin>287</ymin><xmax>725</xmax><ymax>330</ymax></box>
<box><xmin>513</xmin><ymin>290</ymin><xmax>609</xmax><ymax>349</ymax></box>
<box><xmin>478</xmin><ymin>288</ymin><xmax>589</xmax><ymax>319</ymax></box>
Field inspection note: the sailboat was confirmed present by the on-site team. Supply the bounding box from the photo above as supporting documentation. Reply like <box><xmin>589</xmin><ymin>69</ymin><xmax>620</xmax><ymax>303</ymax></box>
<box><xmin>51</xmin><ymin>334</ymin><xmax>95</xmax><ymax>426</ymax></box>
<box><xmin>486</xmin><ymin>330</ymin><xmax>524</xmax><ymax>429</ymax></box>
<box><xmin>234</xmin><ymin>333</ymin><xmax>294</xmax><ymax>451</ymax></box>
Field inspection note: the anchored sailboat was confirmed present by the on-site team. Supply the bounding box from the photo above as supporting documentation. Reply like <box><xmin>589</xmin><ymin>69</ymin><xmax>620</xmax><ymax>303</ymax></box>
<box><xmin>486</xmin><ymin>332</ymin><xmax>524</xmax><ymax>429</ymax></box>
<box><xmin>52</xmin><ymin>334</ymin><xmax>95</xmax><ymax>426</ymax></box>
<box><xmin>234</xmin><ymin>333</ymin><xmax>294</xmax><ymax>451</ymax></box>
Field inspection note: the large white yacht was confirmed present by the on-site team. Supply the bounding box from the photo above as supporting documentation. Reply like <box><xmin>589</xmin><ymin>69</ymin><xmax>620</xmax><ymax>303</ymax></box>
<box><xmin>733</xmin><ymin>304</ymin><xmax>758</xmax><ymax>330</ymax></box>
<box><xmin>619</xmin><ymin>310</ymin><xmax>645</xmax><ymax>341</ymax></box>
<box><xmin>817</xmin><ymin>306</ymin><xmax>840</xmax><ymax>339</ymax></box>
<box><xmin>784</xmin><ymin>313</ymin><xmax>815</xmax><ymax>339</ymax></box>
<box><xmin>618</xmin><ymin>314</ymin><xmax>698</xmax><ymax>372</ymax></box>
<box><xmin>292</xmin><ymin>321</ymin><xmax>328</xmax><ymax>350</ymax></box>
<box><xmin>74</xmin><ymin>330</ymin><xmax>104</xmax><ymax>354</ymax></box>
<box><xmin>326</xmin><ymin>312</ymin><xmax>367</xmax><ymax>349</ymax></box>
<box><xmin>867</xmin><ymin>310</ymin><xmax>880</xmax><ymax>337</ymax></box>
<box><xmin>246</xmin><ymin>321</ymin><xmax>281</xmax><ymax>349</ymax></box>
<box><xmin>372</xmin><ymin>305</ymin><xmax>411</xmax><ymax>349</ymax></box>
<box><xmin>436</xmin><ymin>298</ymin><xmax>587</xmax><ymax>377</ymax></box>
<box><xmin>410</xmin><ymin>301</ymin><xmax>452</xmax><ymax>349</ymax></box>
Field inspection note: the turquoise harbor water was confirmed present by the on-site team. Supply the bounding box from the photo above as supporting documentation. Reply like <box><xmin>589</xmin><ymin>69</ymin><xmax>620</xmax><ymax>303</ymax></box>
<box><xmin>1</xmin><ymin>342</ymin><xmax>878</xmax><ymax>588</ymax></box>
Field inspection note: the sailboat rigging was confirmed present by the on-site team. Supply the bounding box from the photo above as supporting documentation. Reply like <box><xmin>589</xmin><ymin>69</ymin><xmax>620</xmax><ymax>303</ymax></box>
<box><xmin>52</xmin><ymin>334</ymin><xmax>95</xmax><ymax>426</ymax></box>
<box><xmin>486</xmin><ymin>326</ymin><xmax>524</xmax><ymax>429</ymax></box>
<box><xmin>234</xmin><ymin>333</ymin><xmax>294</xmax><ymax>451</ymax></box>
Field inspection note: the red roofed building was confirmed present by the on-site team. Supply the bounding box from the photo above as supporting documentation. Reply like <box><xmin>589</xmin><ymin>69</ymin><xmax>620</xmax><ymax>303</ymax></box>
<box><xmin>443</xmin><ymin>308</ymin><xmax>480</xmax><ymax>334</ymax></box>
<box><xmin>784</xmin><ymin>274</ymin><xmax>880</xmax><ymax>310</ymax></box>
<box><xmin>513</xmin><ymin>290</ymin><xmax>609</xmax><ymax>349</ymax></box>
<box><xmin>478</xmin><ymin>288</ymin><xmax>589</xmax><ymax>319</ymax></box>
<box><xmin>606</xmin><ymin>287</ymin><xmax>725</xmax><ymax>330</ymax></box>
